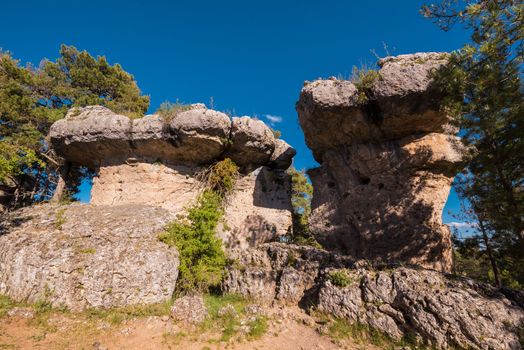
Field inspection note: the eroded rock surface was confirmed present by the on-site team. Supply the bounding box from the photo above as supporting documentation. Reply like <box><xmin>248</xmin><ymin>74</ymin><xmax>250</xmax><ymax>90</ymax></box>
<box><xmin>50</xmin><ymin>105</ymin><xmax>294</xmax><ymax>170</ymax></box>
<box><xmin>0</xmin><ymin>204</ymin><xmax>179</xmax><ymax>311</ymax></box>
<box><xmin>296</xmin><ymin>52</ymin><xmax>459</xmax><ymax>271</ymax></box>
<box><xmin>224</xmin><ymin>243</ymin><xmax>524</xmax><ymax>350</ymax></box>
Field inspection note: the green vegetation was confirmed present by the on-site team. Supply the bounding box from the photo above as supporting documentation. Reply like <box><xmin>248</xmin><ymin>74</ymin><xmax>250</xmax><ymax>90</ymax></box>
<box><xmin>0</xmin><ymin>295</ymin><xmax>17</xmax><ymax>318</ymax></box>
<box><xmin>328</xmin><ymin>269</ymin><xmax>354</xmax><ymax>288</ymax></box>
<box><xmin>0</xmin><ymin>45</ymin><xmax>149</xmax><ymax>209</ymax></box>
<box><xmin>201</xmin><ymin>294</ymin><xmax>268</xmax><ymax>342</ymax></box>
<box><xmin>351</xmin><ymin>65</ymin><xmax>381</xmax><ymax>104</ymax></box>
<box><xmin>156</xmin><ymin>100</ymin><xmax>191</xmax><ymax>121</ymax></box>
<box><xmin>53</xmin><ymin>207</ymin><xmax>66</xmax><ymax>230</ymax></box>
<box><xmin>423</xmin><ymin>0</ymin><xmax>524</xmax><ymax>288</ymax></box>
<box><xmin>269</xmin><ymin>127</ymin><xmax>281</xmax><ymax>139</ymax></box>
<box><xmin>159</xmin><ymin>159</ymin><xmax>239</xmax><ymax>295</ymax></box>
<box><xmin>286</xmin><ymin>167</ymin><xmax>320</xmax><ymax>247</ymax></box>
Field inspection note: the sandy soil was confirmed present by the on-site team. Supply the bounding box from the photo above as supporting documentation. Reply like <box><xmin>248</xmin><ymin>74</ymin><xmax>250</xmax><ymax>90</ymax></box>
<box><xmin>0</xmin><ymin>307</ymin><xmax>379</xmax><ymax>350</ymax></box>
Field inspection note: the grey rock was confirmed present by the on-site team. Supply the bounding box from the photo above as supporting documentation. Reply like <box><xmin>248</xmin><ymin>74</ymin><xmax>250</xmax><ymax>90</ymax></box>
<box><xmin>171</xmin><ymin>295</ymin><xmax>207</xmax><ymax>324</ymax></box>
<box><xmin>50</xmin><ymin>105</ymin><xmax>294</xmax><ymax>170</ymax></box>
<box><xmin>169</xmin><ymin>108</ymin><xmax>231</xmax><ymax>163</ymax></box>
<box><xmin>268</xmin><ymin>139</ymin><xmax>296</xmax><ymax>169</ymax></box>
<box><xmin>227</xmin><ymin>117</ymin><xmax>276</xmax><ymax>167</ymax></box>
<box><xmin>226</xmin><ymin>243</ymin><xmax>524</xmax><ymax>350</ymax></box>
<box><xmin>296</xmin><ymin>52</ymin><xmax>460</xmax><ymax>271</ymax></box>
<box><xmin>0</xmin><ymin>203</ymin><xmax>179</xmax><ymax>311</ymax></box>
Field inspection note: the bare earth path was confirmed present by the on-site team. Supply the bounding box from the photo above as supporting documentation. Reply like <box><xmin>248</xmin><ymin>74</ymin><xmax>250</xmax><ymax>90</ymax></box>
<box><xmin>0</xmin><ymin>307</ymin><xmax>379</xmax><ymax>350</ymax></box>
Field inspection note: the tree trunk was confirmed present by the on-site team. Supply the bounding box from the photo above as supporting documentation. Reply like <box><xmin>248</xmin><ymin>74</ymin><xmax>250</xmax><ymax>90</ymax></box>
<box><xmin>478</xmin><ymin>216</ymin><xmax>501</xmax><ymax>288</ymax></box>
<box><xmin>50</xmin><ymin>162</ymin><xmax>71</xmax><ymax>203</ymax></box>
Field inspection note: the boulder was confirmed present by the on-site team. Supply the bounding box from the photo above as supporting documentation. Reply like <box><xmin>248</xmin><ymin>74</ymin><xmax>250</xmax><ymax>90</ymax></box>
<box><xmin>296</xmin><ymin>52</ymin><xmax>460</xmax><ymax>271</ymax></box>
<box><xmin>50</xmin><ymin>105</ymin><xmax>291</xmax><ymax>170</ymax></box>
<box><xmin>170</xmin><ymin>295</ymin><xmax>208</xmax><ymax>324</ymax></box>
<box><xmin>268</xmin><ymin>139</ymin><xmax>296</xmax><ymax>169</ymax></box>
<box><xmin>224</xmin><ymin>243</ymin><xmax>524</xmax><ymax>350</ymax></box>
<box><xmin>0</xmin><ymin>203</ymin><xmax>179</xmax><ymax>311</ymax></box>
<box><xmin>169</xmin><ymin>108</ymin><xmax>231</xmax><ymax>163</ymax></box>
<box><xmin>227</xmin><ymin>117</ymin><xmax>276</xmax><ymax>167</ymax></box>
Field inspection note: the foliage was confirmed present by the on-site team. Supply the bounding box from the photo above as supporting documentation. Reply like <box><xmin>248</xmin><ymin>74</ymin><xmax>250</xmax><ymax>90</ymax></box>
<box><xmin>0</xmin><ymin>295</ymin><xmax>16</xmax><ymax>318</ymax></box>
<box><xmin>159</xmin><ymin>190</ymin><xmax>227</xmax><ymax>295</ymax></box>
<box><xmin>286</xmin><ymin>167</ymin><xmax>320</xmax><ymax>247</ymax></box>
<box><xmin>0</xmin><ymin>45</ymin><xmax>149</xmax><ymax>209</ymax></box>
<box><xmin>351</xmin><ymin>65</ymin><xmax>381</xmax><ymax>104</ymax></box>
<box><xmin>201</xmin><ymin>294</ymin><xmax>268</xmax><ymax>342</ymax></box>
<box><xmin>156</xmin><ymin>100</ymin><xmax>191</xmax><ymax>121</ymax></box>
<box><xmin>328</xmin><ymin>270</ymin><xmax>354</xmax><ymax>288</ymax></box>
<box><xmin>423</xmin><ymin>0</ymin><xmax>524</xmax><ymax>288</ymax></box>
<box><xmin>269</xmin><ymin>127</ymin><xmax>281</xmax><ymax>139</ymax></box>
<box><xmin>159</xmin><ymin>159</ymin><xmax>238</xmax><ymax>295</ymax></box>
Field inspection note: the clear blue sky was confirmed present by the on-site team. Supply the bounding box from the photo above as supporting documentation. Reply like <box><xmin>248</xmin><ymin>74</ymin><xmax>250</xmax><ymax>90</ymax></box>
<box><xmin>1</xmin><ymin>0</ymin><xmax>470</xmax><ymax>227</ymax></box>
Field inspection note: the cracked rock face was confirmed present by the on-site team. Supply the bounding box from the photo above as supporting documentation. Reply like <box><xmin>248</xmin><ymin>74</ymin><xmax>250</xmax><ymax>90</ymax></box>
<box><xmin>0</xmin><ymin>204</ymin><xmax>179</xmax><ymax>311</ymax></box>
<box><xmin>224</xmin><ymin>243</ymin><xmax>524</xmax><ymax>350</ymax></box>
<box><xmin>50</xmin><ymin>105</ymin><xmax>295</xmax><ymax>169</ymax></box>
<box><xmin>296</xmin><ymin>52</ymin><xmax>459</xmax><ymax>271</ymax></box>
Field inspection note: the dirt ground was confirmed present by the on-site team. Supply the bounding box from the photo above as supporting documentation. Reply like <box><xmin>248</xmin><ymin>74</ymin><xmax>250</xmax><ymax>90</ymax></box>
<box><xmin>0</xmin><ymin>307</ymin><xmax>379</xmax><ymax>350</ymax></box>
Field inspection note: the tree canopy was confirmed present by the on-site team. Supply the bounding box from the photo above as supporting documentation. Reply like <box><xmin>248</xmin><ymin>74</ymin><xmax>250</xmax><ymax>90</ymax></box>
<box><xmin>423</xmin><ymin>0</ymin><xmax>523</xmax><ymax>287</ymax></box>
<box><xmin>0</xmin><ymin>45</ymin><xmax>149</xmax><ymax>211</ymax></box>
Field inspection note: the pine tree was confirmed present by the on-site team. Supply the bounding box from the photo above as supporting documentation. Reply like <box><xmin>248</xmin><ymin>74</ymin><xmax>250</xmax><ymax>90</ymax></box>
<box><xmin>0</xmin><ymin>45</ymin><xmax>149</xmax><ymax>211</ymax></box>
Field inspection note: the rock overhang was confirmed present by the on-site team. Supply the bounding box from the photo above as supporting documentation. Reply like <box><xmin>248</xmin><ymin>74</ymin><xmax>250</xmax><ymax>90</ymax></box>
<box><xmin>50</xmin><ymin>104</ymin><xmax>296</xmax><ymax>170</ymax></box>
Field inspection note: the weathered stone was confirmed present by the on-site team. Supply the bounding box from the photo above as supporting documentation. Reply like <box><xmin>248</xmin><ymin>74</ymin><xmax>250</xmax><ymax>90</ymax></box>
<box><xmin>219</xmin><ymin>167</ymin><xmax>293</xmax><ymax>249</ymax></box>
<box><xmin>296</xmin><ymin>52</ymin><xmax>460</xmax><ymax>271</ymax></box>
<box><xmin>50</xmin><ymin>105</ymin><xmax>290</xmax><ymax>170</ymax></box>
<box><xmin>169</xmin><ymin>108</ymin><xmax>231</xmax><ymax>163</ymax></box>
<box><xmin>227</xmin><ymin>117</ymin><xmax>276</xmax><ymax>167</ymax></box>
<box><xmin>170</xmin><ymin>295</ymin><xmax>207</xmax><ymax>324</ymax></box>
<box><xmin>0</xmin><ymin>203</ymin><xmax>179</xmax><ymax>311</ymax></box>
<box><xmin>225</xmin><ymin>243</ymin><xmax>524</xmax><ymax>350</ymax></box>
<box><xmin>50</xmin><ymin>106</ymin><xmax>132</xmax><ymax>168</ymax></box>
<box><xmin>268</xmin><ymin>139</ymin><xmax>296</xmax><ymax>169</ymax></box>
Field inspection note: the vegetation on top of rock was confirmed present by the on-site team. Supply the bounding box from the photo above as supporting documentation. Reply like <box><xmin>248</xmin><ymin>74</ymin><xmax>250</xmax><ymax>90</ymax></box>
<box><xmin>159</xmin><ymin>158</ymin><xmax>239</xmax><ymax>295</ymax></box>
<box><xmin>351</xmin><ymin>65</ymin><xmax>381</xmax><ymax>104</ymax></box>
<box><xmin>156</xmin><ymin>100</ymin><xmax>192</xmax><ymax>122</ymax></box>
<box><xmin>327</xmin><ymin>269</ymin><xmax>354</xmax><ymax>288</ymax></box>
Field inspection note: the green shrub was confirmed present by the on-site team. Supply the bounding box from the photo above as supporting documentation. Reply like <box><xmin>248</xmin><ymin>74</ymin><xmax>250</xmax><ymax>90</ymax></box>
<box><xmin>351</xmin><ymin>65</ymin><xmax>381</xmax><ymax>104</ymax></box>
<box><xmin>159</xmin><ymin>159</ymin><xmax>239</xmax><ymax>295</ymax></box>
<box><xmin>328</xmin><ymin>269</ymin><xmax>354</xmax><ymax>288</ymax></box>
<box><xmin>159</xmin><ymin>190</ymin><xmax>227</xmax><ymax>295</ymax></box>
<box><xmin>0</xmin><ymin>295</ymin><xmax>16</xmax><ymax>318</ymax></box>
<box><xmin>156</xmin><ymin>100</ymin><xmax>191</xmax><ymax>121</ymax></box>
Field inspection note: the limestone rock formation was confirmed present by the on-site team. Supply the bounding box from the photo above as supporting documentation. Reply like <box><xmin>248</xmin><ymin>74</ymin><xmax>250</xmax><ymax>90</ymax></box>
<box><xmin>224</xmin><ymin>243</ymin><xmax>524</xmax><ymax>350</ymax></box>
<box><xmin>0</xmin><ymin>204</ymin><xmax>179</xmax><ymax>311</ymax></box>
<box><xmin>296</xmin><ymin>52</ymin><xmax>460</xmax><ymax>271</ymax></box>
<box><xmin>50</xmin><ymin>105</ymin><xmax>294</xmax><ymax>169</ymax></box>
<box><xmin>49</xmin><ymin>104</ymin><xmax>295</xmax><ymax>248</ymax></box>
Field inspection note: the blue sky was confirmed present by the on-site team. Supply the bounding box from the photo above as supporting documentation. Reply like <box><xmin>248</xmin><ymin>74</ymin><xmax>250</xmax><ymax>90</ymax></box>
<box><xmin>2</xmin><ymin>0</ymin><xmax>470</xmax><ymax>226</ymax></box>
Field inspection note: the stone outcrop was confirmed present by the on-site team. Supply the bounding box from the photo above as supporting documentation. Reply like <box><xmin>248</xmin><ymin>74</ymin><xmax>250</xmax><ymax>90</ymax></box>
<box><xmin>296</xmin><ymin>52</ymin><xmax>460</xmax><ymax>271</ymax></box>
<box><xmin>0</xmin><ymin>203</ymin><xmax>179</xmax><ymax>311</ymax></box>
<box><xmin>50</xmin><ymin>104</ymin><xmax>295</xmax><ymax>247</ymax></box>
<box><xmin>50</xmin><ymin>104</ymin><xmax>295</xmax><ymax>170</ymax></box>
<box><xmin>224</xmin><ymin>243</ymin><xmax>524</xmax><ymax>350</ymax></box>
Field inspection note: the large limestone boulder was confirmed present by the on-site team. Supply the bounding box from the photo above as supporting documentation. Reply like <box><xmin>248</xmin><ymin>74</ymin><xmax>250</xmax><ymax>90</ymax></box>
<box><xmin>49</xmin><ymin>105</ymin><xmax>293</xmax><ymax>170</ymax></box>
<box><xmin>296</xmin><ymin>52</ymin><xmax>460</xmax><ymax>271</ymax></box>
<box><xmin>0</xmin><ymin>203</ymin><xmax>179</xmax><ymax>311</ymax></box>
<box><xmin>226</xmin><ymin>116</ymin><xmax>276</xmax><ymax>167</ymax></box>
<box><xmin>224</xmin><ymin>243</ymin><xmax>524</xmax><ymax>350</ymax></box>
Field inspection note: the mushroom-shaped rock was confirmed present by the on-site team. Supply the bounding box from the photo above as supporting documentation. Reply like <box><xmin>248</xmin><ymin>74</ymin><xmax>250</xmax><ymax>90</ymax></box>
<box><xmin>296</xmin><ymin>52</ymin><xmax>460</xmax><ymax>272</ymax></box>
<box><xmin>268</xmin><ymin>139</ymin><xmax>296</xmax><ymax>169</ymax></box>
<box><xmin>50</xmin><ymin>106</ymin><xmax>132</xmax><ymax>168</ymax></box>
<box><xmin>227</xmin><ymin>117</ymin><xmax>276</xmax><ymax>167</ymax></box>
<box><xmin>169</xmin><ymin>108</ymin><xmax>231</xmax><ymax>163</ymax></box>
